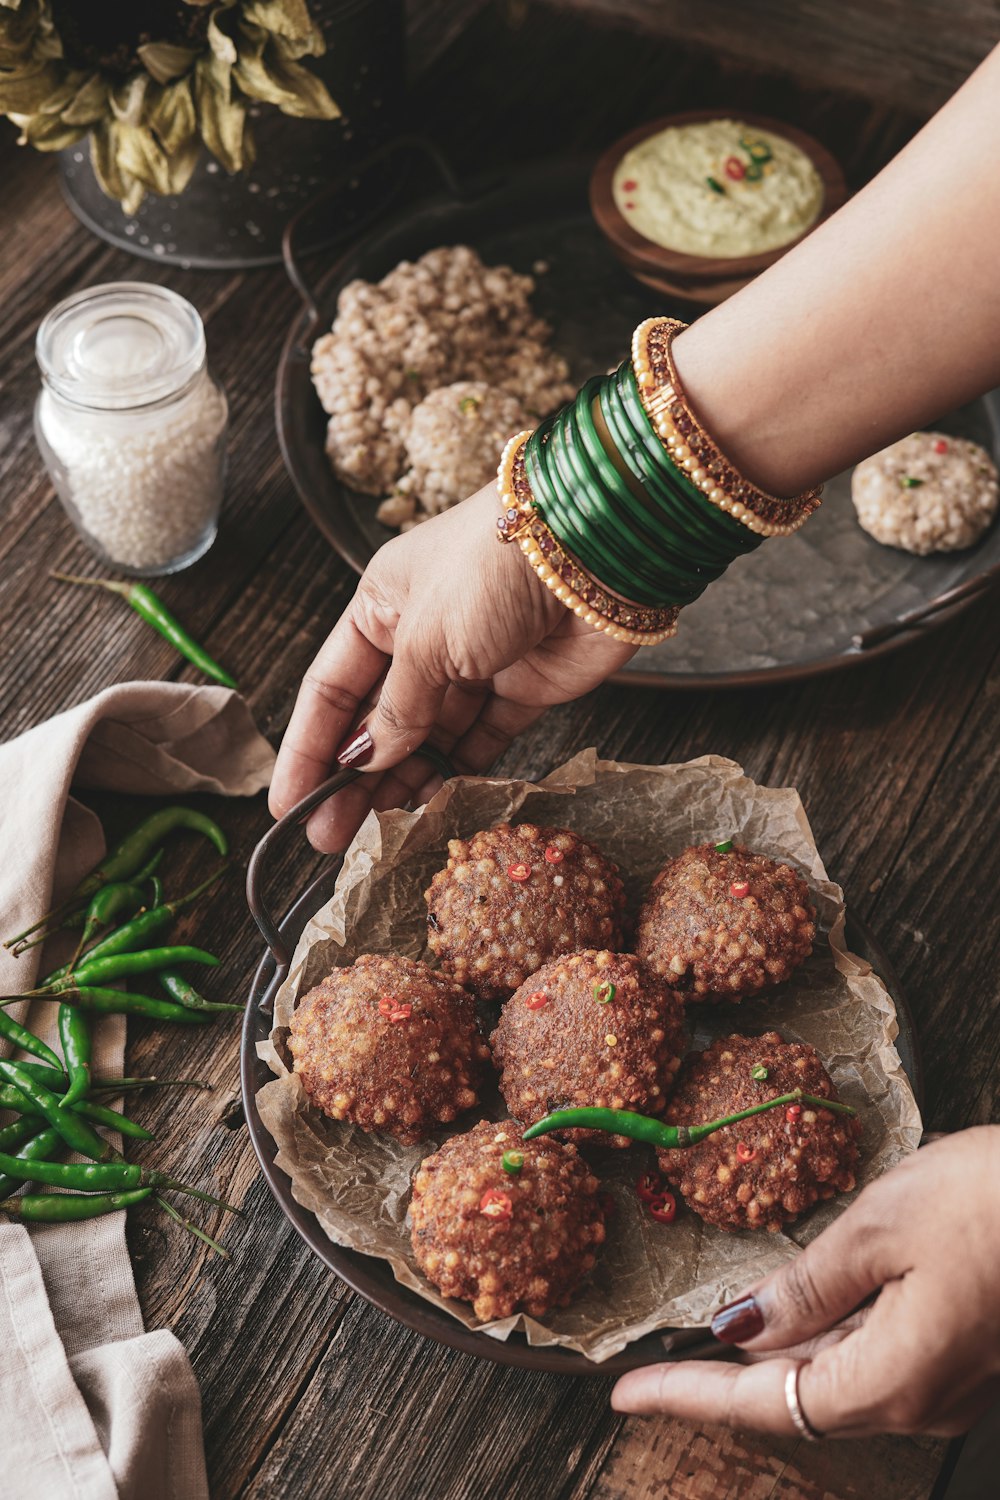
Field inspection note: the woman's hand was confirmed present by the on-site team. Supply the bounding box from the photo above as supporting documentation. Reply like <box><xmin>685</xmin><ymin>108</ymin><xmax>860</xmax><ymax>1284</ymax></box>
<box><xmin>613</xmin><ymin>1128</ymin><xmax>1000</xmax><ymax>1438</ymax></box>
<box><xmin>269</xmin><ymin>483</ymin><xmax>634</xmax><ymax>850</ymax></box>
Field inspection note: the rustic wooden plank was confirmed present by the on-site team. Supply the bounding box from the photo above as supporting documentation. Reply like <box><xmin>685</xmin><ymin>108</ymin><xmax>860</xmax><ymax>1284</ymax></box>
<box><xmin>531</xmin><ymin>0</ymin><xmax>995</xmax><ymax>111</ymax></box>
<box><xmin>592</xmin><ymin>1415</ymin><xmax>945</xmax><ymax>1500</ymax></box>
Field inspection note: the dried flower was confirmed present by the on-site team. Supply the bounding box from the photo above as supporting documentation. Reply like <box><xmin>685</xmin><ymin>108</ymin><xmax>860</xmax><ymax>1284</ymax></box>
<box><xmin>0</xmin><ymin>0</ymin><xmax>339</xmax><ymax>212</ymax></box>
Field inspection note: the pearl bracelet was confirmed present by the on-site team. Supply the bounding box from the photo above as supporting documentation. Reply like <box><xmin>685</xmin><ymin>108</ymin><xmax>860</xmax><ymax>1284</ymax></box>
<box><xmin>496</xmin><ymin>432</ymin><xmax>680</xmax><ymax>646</ymax></box>
<box><xmin>631</xmin><ymin>317</ymin><xmax>823</xmax><ymax>538</ymax></box>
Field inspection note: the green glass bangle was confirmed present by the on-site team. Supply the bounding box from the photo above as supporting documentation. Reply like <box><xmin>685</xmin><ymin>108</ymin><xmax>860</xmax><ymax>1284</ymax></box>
<box><xmin>601</xmin><ymin>373</ymin><xmax>739</xmax><ymax>566</ymax></box>
<box><xmin>618</xmin><ymin>362</ymin><xmax>762</xmax><ymax>556</ymax></box>
<box><xmin>532</xmin><ymin>420</ymin><xmax>671</xmax><ymax>604</ymax></box>
<box><xmin>525</xmin><ymin>425</ymin><xmax>653</xmax><ymax>602</ymax></box>
<box><xmin>614</xmin><ymin>363</ymin><xmax>758</xmax><ymax>556</ymax></box>
<box><xmin>547</xmin><ymin>399</ymin><xmax>705</xmax><ymax>603</ymax></box>
<box><xmin>586</xmin><ymin>379</ymin><xmax>734</xmax><ymax>574</ymax></box>
<box><xmin>570</xmin><ymin>381</ymin><xmax>722</xmax><ymax>576</ymax></box>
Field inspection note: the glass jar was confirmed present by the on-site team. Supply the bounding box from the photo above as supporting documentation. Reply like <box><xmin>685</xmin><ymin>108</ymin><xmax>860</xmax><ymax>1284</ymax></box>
<box><xmin>35</xmin><ymin>283</ymin><xmax>228</xmax><ymax>575</ymax></box>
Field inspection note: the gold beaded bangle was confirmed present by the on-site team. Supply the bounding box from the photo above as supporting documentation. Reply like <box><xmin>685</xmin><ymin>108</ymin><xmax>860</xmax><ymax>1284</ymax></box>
<box><xmin>495</xmin><ymin>432</ymin><xmax>680</xmax><ymax>647</ymax></box>
<box><xmin>631</xmin><ymin>317</ymin><xmax>823</xmax><ymax>538</ymax></box>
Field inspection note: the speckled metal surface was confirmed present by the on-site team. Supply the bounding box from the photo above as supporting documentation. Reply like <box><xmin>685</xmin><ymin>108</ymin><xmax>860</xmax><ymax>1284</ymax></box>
<box><xmin>275</xmin><ymin>157</ymin><xmax>1000</xmax><ymax>687</ymax></box>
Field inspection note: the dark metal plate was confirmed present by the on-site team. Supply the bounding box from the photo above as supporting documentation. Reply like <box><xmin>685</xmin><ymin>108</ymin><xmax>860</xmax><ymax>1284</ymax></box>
<box><xmin>241</xmin><ymin>860</ymin><xmax>922</xmax><ymax>1376</ymax></box>
<box><xmin>275</xmin><ymin>156</ymin><xmax>1000</xmax><ymax>690</ymax></box>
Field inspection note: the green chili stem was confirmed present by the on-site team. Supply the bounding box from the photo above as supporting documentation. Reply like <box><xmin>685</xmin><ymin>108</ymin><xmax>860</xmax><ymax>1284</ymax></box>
<box><xmin>4</xmin><ymin>807</ymin><xmax>227</xmax><ymax>951</ymax></box>
<box><xmin>522</xmin><ymin>1089</ymin><xmax>858</xmax><ymax>1148</ymax></box>
<box><xmin>50</xmin><ymin>574</ymin><xmax>238</xmax><ymax>690</ymax></box>
<box><xmin>162</xmin><ymin>1181</ymin><xmax>244</xmax><ymax>1216</ymax></box>
<box><xmin>155</xmin><ymin>1195</ymin><xmax>230</xmax><ymax>1259</ymax></box>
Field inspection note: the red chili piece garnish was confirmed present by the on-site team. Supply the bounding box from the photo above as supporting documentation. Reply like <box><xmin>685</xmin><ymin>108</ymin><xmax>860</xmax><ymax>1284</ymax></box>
<box><xmin>377</xmin><ymin>995</ymin><xmax>395</xmax><ymax>1016</ymax></box>
<box><xmin>933</xmin><ymin>438</ymin><xmax>949</xmax><ymax>453</ymax></box>
<box><xmin>624</xmin><ymin>201</ymin><xmax>636</xmax><ymax>210</ymax></box>
<box><xmin>480</xmin><ymin>1189</ymin><xmax>513</xmax><ymax>1221</ymax></box>
<box><xmin>507</xmin><ymin>862</ymin><xmax>531</xmax><ymax>882</ymax></box>
<box><xmin>525</xmin><ymin>990</ymin><xmax>549</xmax><ymax>1010</ymax></box>
<box><xmin>648</xmin><ymin>1192</ymin><xmax>677</xmax><ymax>1224</ymax></box>
<box><xmin>724</xmin><ymin>155</ymin><xmax>746</xmax><ymax>180</ymax></box>
<box><xmin>635</xmin><ymin>1171</ymin><xmax>665</xmax><ymax>1203</ymax></box>
<box><xmin>622</xmin><ymin>178</ymin><xmax>638</xmax><ymax>191</ymax></box>
<box><xmin>785</xmin><ymin>1104</ymin><xmax>803</xmax><ymax>1123</ymax></box>
<box><xmin>543</xmin><ymin>846</ymin><xmax>564</xmax><ymax>864</ymax></box>
<box><xmin>387</xmin><ymin>1003</ymin><xmax>412</xmax><ymax>1023</ymax></box>
<box><xmin>730</xmin><ymin>880</ymin><xmax>751</xmax><ymax>899</ymax></box>
<box><xmin>736</xmin><ymin>1141</ymin><xmax>756</xmax><ymax>1163</ymax></box>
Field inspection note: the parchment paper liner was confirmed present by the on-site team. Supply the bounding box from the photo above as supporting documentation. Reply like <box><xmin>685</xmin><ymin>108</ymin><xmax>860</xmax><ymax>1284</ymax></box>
<box><xmin>256</xmin><ymin>752</ymin><xmax>922</xmax><ymax>1363</ymax></box>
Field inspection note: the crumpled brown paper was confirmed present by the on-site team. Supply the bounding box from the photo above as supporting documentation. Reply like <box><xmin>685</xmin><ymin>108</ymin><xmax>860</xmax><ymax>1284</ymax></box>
<box><xmin>256</xmin><ymin>752</ymin><xmax>922</xmax><ymax>1363</ymax></box>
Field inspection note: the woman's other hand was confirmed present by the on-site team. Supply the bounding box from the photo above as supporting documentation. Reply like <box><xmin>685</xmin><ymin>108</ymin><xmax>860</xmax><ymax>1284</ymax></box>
<box><xmin>612</xmin><ymin>1128</ymin><xmax>1000</xmax><ymax>1438</ymax></box>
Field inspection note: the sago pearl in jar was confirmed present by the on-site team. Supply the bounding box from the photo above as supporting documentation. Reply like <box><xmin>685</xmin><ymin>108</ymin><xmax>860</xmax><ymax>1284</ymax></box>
<box><xmin>35</xmin><ymin>283</ymin><xmax>228</xmax><ymax>574</ymax></box>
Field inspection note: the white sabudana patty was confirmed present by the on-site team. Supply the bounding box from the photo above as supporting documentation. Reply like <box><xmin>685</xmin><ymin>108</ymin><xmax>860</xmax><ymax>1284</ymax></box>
<box><xmin>310</xmin><ymin>245</ymin><xmax>574</xmax><ymax>526</ymax></box>
<box><xmin>851</xmin><ymin>432</ymin><xmax>998</xmax><ymax>555</ymax></box>
<box><xmin>377</xmin><ymin>382</ymin><xmax>528</xmax><ymax>529</ymax></box>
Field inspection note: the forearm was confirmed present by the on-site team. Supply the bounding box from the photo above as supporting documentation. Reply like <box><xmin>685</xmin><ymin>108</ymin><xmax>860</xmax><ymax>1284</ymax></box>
<box><xmin>672</xmin><ymin>44</ymin><xmax>1000</xmax><ymax>496</ymax></box>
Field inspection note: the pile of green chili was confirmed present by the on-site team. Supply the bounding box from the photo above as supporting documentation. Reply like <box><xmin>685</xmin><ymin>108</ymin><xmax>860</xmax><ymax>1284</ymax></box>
<box><xmin>0</xmin><ymin>806</ymin><xmax>243</xmax><ymax>1252</ymax></box>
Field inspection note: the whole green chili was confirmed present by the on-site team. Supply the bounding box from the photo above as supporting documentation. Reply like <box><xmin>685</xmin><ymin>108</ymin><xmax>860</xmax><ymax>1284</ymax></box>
<box><xmin>0</xmin><ymin>1126</ymin><xmax>62</xmax><ymax>1201</ymax></box>
<box><xmin>41</xmin><ymin>867</ymin><xmax>227</xmax><ymax>987</ymax></box>
<box><xmin>58</xmin><ymin>1004</ymin><xmax>91</xmax><ymax>1107</ymax></box>
<box><xmin>30</xmin><ymin>944</ymin><xmax>219</xmax><ymax>996</ymax></box>
<box><xmin>0</xmin><ymin>1011</ymin><xmax>63</xmax><ymax>1070</ymax></box>
<box><xmin>14</xmin><ymin>1061</ymin><xmax>208</xmax><ymax>1098</ymax></box>
<box><xmin>5</xmin><ymin>807</ymin><xmax>227</xmax><ymax>951</ymax></box>
<box><xmin>0</xmin><ymin>1072</ymin><xmax>153</xmax><ymax>1142</ymax></box>
<box><xmin>522</xmin><ymin>1089</ymin><xmax>858</xmax><ymax>1148</ymax></box>
<box><xmin>0</xmin><ymin>1188</ymin><xmax>154</xmax><ymax>1222</ymax></box>
<box><xmin>158</xmin><ymin>971</ymin><xmax>243</xmax><ymax>1014</ymax></box>
<box><xmin>0</xmin><ymin>1149</ymin><xmax>242</xmax><ymax>1213</ymax></box>
<box><xmin>0</xmin><ymin>1117</ymin><xmax>42</xmax><ymax>1153</ymax></box>
<box><xmin>0</xmin><ymin>1060</ymin><xmax>116</xmax><ymax>1161</ymax></box>
<box><xmin>21</xmin><ymin>987</ymin><xmax>211</xmax><ymax>1025</ymax></box>
<box><xmin>50</xmin><ymin>574</ymin><xmax>238</xmax><ymax>689</ymax></box>
<box><xmin>69</xmin><ymin>880</ymin><xmax>148</xmax><ymax>969</ymax></box>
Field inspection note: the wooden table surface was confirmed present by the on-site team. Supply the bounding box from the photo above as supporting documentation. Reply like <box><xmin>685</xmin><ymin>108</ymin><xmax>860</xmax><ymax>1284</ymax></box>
<box><xmin>1</xmin><ymin>7</ymin><xmax>996</xmax><ymax>1498</ymax></box>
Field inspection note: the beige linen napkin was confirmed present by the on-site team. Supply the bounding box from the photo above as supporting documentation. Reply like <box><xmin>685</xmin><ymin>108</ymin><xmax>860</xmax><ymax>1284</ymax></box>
<box><xmin>0</xmin><ymin>683</ymin><xmax>275</xmax><ymax>1500</ymax></box>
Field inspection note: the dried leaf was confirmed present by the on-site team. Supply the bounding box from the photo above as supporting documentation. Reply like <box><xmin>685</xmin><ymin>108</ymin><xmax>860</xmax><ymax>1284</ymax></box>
<box><xmin>243</xmin><ymin>0</ymin><xmax>325</xmax><ymax>55</ymax></box>
<box><xmin>148</xmin><ymin>77</ymin><xmax>196</xmax><ymax>156</ymax></box>
<box><xmin>60</xmin><ymin>70</ymin><xmax>109</xmax><ymax>127</ymax></box>
<box><xmin>194</xmin><ymin>53</ymin><xmax>246</xmax><ymax>172</ymax></box>
<box><xmin>89</xmin><ymin>120</ymin><xmax>133</xmax><ymax>203</ymax></box>
<box><xmin>110</xmin><ymin>73</ymin><xmax>148</xmax><ymax>126</ymax></box>
<box><xmin>0</xmin><ymin>59</ymin><xmax>62</xmax><ymax>112</ymax></box>
<box><xmin>10</xmin><ymin>109</ymin><xmax>85</xmax><ymax>150</ymax></box>
<box><xmin>115</xmin><ymin>120</ymin><xmax>198</xmax><ymax>199</ymax></box>
<box><xmin>0</xmin><ymin>0</ymin><xmax>40</xmax><ymax>66</ymax></box>
<box><xmin>137</xmin><ymin>41</ymin><xmax>198</xmax><ymax>84</ymax></box>
<box><xmin>207</xmin><ymin>5</ymin><xmax>239</xmax><ymax>66</ymax></box>
<box><xmin>234</xmin><ymin>31</ymin><xmax>338</xmax><ymax>119</ymax></box>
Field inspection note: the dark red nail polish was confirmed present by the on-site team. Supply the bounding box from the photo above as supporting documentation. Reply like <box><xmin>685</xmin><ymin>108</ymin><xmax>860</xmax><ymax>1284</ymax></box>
<box><xmin>336</xmin><ymin>725</ymin><xmax>373</xmax><ymax>768</ymax></box>
<box><xmin>711</xmin><ymin>1295</ymin><xmax>764</xmax><ymax>1344</ymax></box>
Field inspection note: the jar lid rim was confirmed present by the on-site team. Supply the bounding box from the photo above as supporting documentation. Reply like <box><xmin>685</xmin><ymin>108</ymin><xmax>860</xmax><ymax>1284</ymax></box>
<box><xmin>36</xmin><ymin>282</ymin><xmax>206</xmax><ymax>410</ymax></box>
